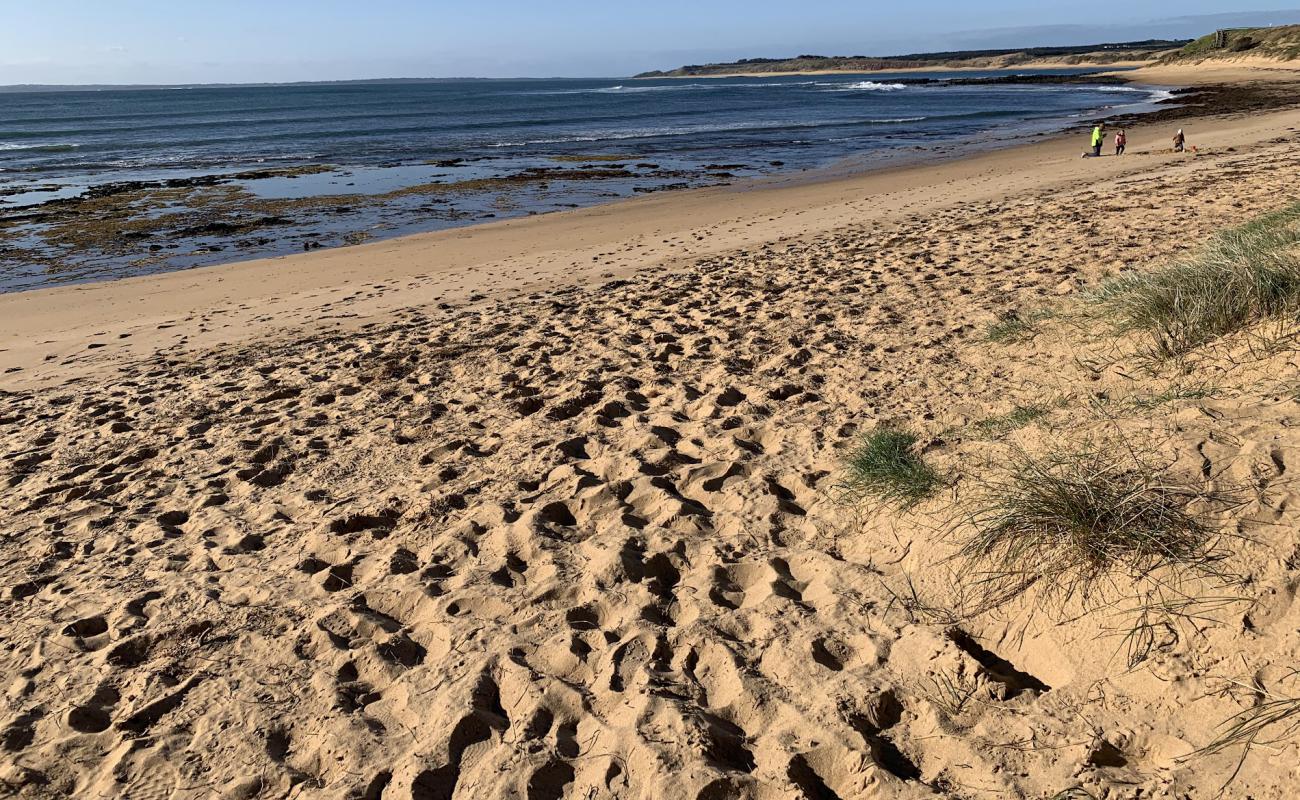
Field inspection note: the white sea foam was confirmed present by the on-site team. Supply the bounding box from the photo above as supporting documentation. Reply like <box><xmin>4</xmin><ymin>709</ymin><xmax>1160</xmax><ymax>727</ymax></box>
<box><xmin>1092</xmin><ymin>86</ymin><xmax>1175</xmax><ymax>102</ymax></box>
<box><xmin>0</xmin><ymin>142</ymin><xmax>80</xmax><ymax>152</ymax></box>
<box><xmin>821</xmin><ymin>81</ymin><xmax>907</xmax><ymax>92</ymax></box>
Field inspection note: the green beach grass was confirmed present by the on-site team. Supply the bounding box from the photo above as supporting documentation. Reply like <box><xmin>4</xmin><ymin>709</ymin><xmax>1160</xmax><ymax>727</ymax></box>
<box><xmin>1089</xmin><ymin>202</ymin><xmax>1300</xmax><ymax>358</ymax></box>
<box><xmin>845</xmin><ymin>428</ymin><xmax>942</xmax><ymax>508</ymax></box>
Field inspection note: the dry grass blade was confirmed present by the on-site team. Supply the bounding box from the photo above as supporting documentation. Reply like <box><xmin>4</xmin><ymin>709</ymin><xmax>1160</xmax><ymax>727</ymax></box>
<box><xmin>1110</xmin><ymin>589</ymin><xmax>1248</xmax><ymax>670</ymax></box>
<box><xmin>985</xmin><ymin>308</ymin><xmax>1054</xmax><ymax>343</ymax></box>
<box><xmin>877</xmin><ymin>570</ymin><xmax>967</xmax><ymax>626</ymax></box>
<box><xmin>957</xmin><ymin>441</ymin><xmax>1237</xmax><ymax>611</ymax></box>
<box><xmin>1200</xmin><ymin>674</ymin><xmax>1300</xmax><ymax>757</ymax></box>
<box><xmin>972</xmin><ymin>404</ymin><xmax>1051</xmax><ymax>438</ymax></box>
<box><xmin>922</xmin><ymin>670</ymin><xmax>979</xmax><ymax>719</ymax></box>
<box><xmin>1089</xmin><ymin>202</ymin><xmax>1300</xmax><ymax>358</ymax></box>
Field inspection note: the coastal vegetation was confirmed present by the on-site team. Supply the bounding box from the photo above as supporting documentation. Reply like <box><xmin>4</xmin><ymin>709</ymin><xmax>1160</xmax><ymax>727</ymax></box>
<box><xmin>849</xmin><ymin>198</ymin><xmax>1300</xmax><ymax>779</ymax></box>
<box><xmin>1161</xmin><ymin>24</ymin><xmax>1300</xmax><ymax>63</ymax></box>
<box><xmin>635</xmin><ymin>40</ymin><xmax>1187</xmax><ymax>78</ymax></box>
<box><xmin>1202</xmin><ymin>683</ymin><xmax>1300</xmax><ymax>764</ymax></box>
<box><xmin>845</xmin><ymin>428</ymin><xmax>942</xmax><ymax>507</ymax></box>
<box><xmin>956</xmin><ymin>441</ymin><xmax>1229</xmax><ymax>610</ymax></box>
<box><xmin>1089</xmin><ymin>201</ymin><xmax>1300</xmax><ymax>358</ymax></box>
<box><xmin>984</xmin><ymin>308</ymin><xmax>1054</xmax><ymax>343</ymax></box>
<box><xmin>969</xmin><ymin>404</ymin><xmax>1050</xmax><ymax>438</ymax></box>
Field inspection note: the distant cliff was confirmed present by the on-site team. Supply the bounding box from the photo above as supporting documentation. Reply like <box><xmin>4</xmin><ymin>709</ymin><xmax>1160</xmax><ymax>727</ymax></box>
<box><xmin>634</xmin><ymin>40</ymin><xmax>1188</xmax><ymax>78</ymax></box>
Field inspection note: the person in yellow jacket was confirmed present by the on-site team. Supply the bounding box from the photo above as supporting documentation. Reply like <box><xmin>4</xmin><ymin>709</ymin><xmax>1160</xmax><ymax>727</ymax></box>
<box><xmin>1089</xmin><ymin>122</ymin><xmax>1105</xmax><ymax>158</ymax></box>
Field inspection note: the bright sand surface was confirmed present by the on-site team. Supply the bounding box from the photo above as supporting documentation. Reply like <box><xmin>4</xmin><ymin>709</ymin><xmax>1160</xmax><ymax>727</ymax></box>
<box><xmin>4</xmin><ymin>65</ymin><xmax>1300</xmax><ymax>799</ymax></box>
<box><xmin>1116</xmin><ymin>55</ymin><xmax>1300</xmax><ymax>84</ymax></box>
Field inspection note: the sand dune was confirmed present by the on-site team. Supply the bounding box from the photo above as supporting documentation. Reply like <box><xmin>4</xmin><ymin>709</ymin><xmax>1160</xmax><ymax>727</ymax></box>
<box><xmin>1119</xmin><ymin>55</ymin><xmax>1300</xmax><ymax>85</ymax></box>
<box><xmin>3</xmin><ymin>102</ymin><xmax>1300</xmax><ymax>797</ymax></box>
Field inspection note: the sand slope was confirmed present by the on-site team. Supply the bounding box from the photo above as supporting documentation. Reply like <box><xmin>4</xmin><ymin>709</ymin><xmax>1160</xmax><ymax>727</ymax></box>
<box><xmin>3</xmin><ymin>113</ymin><xmax>1300</xmax><ymax>798</ymax></box>
<box><xmin>1119</xmin><ymin>55</ymin><xmax>1300</xmax><ymax>84</ymax></box>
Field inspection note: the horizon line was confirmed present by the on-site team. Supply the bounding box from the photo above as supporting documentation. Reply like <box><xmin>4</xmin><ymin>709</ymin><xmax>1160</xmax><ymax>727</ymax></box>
<box><xmin>0</xmin><ymin>34</ymin><xmax>1206</xmax><ymax>92</ymax></box>
<box><xmin>0</xmin><ymin>76</ymin><xmax>608</xmax><ymax>91</ymax></box>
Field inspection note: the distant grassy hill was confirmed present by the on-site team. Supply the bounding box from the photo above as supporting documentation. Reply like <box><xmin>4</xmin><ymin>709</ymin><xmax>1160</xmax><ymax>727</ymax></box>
<box><xmin>634</xmin><ymin>40</ymin><xmax>1188</xmax><ymax>78</ymax></box>
<box><xmin>1158</xmin><ymin>25</ymin><xmax>1300</xmax><ymax>63</ymax></box>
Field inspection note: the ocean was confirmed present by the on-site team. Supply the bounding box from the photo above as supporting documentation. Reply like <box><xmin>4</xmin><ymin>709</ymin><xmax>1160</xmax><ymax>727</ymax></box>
<box><xmin>0</xmin><ymin>72</ymin><xmax>1171</xmax><ymax>291</ymax></box>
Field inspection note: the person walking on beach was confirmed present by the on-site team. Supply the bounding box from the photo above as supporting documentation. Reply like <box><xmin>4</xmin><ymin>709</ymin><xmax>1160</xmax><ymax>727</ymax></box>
<box><xmin>1090</xmin><ymin>123</ymin><xmax>1106</xmax><ymax>157</ymax></box>
<box><xmin>1114</xmin><ymin>129</ymin><xmax>1127</xmax><ymax>156</ymax></box>
<box><xmin>1173</xmin><ymin>129</ymin><xmax>1186</xmax><ymax>153</ymax></box>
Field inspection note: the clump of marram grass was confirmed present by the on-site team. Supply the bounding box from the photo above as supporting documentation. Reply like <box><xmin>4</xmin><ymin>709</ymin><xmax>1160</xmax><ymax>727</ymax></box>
<box><xmin>957</xmin><ymin>442</ymin><xmax>1233</xmax><ymax>609</ymax></box>
<box><xmin>845</xmin><ymin>429</ymin><xmax>941</xmax><ymax>508</ymax></box>
<box><xmin>1089</xmin><ymin>202</ymin><xmax>1300</xmax><ymax>358</ymax></box>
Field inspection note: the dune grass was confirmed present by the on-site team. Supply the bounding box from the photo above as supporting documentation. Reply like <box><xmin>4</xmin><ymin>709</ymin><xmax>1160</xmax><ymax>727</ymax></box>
<box><xmin>1163</xmin><ymin>25</ymin><xmax>1300</xmax><ymax>62</ymax></box>
<box><xmin>957</xmin><ymin>442</ymin><xmax>1229</xmax><ymax>609</ymax></box>
<box><xmin>972</xmin><ymin>404</ymin><xmax>1051</xmax><ymax>438</ymax></box>
<box><xmin>985</xmin><ymin>308</ymin><xmax>1054</xmax><ymax>343</ymax></box>
<box><xmin>1089</xmin><ymin>203</ymin><xmax>1300</xmax><ymax>358</ymax></box>
<box><xmin>1122</xmin><ymin>383</ymin><xmax>1218</xmax><ymax>412</ymax></box>
<box><xmin>846</xmin><ymin>429</ymin><xmax>941</xmax><ymax>508</ymax></box>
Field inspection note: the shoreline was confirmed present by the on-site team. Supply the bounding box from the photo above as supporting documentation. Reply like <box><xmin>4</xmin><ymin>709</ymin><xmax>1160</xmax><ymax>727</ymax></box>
<box><xmin>635</xmin><ymin>59</ymin><xmax>1156</xmax><ymax>79</ymax></box>
<box><xmin>0</xmin><ymin>70</ymin><xmax>1203</xmax><ymax>294</ymax></box>
<box><xmin>3</xmin><ymin>95</ymin><xmax>1299</xmax><ymax>391</ymax></box>
<box><xmin>0</xmin><ymin>69</ymin><xmax>1173</xmax><ymax>294</ymax></box>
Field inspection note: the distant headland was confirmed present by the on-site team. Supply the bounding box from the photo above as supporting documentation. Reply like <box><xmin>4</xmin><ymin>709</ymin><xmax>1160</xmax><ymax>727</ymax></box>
<box><xmin>634</xmin><ymin>40</ymin><xmax>1191</xmax><ymax>78</ymax></box>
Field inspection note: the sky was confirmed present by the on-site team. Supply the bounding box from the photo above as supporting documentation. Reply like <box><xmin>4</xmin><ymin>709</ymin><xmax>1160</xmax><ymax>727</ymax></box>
<box><xmin>3</xmin><ymin>2</ymin><xmax>1300</xmax><ymax>85</ymax></box>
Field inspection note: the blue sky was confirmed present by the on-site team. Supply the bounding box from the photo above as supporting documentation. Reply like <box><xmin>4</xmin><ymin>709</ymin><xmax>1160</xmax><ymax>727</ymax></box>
<box><xmin>3</xmin><ymin>2</ymin><xmax>1299</xmax><ymax>84</ymax></box>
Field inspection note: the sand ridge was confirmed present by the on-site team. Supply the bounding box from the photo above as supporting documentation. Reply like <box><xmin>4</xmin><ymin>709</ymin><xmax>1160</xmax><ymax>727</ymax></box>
<box><xmin>3</xmin><ymin>100</ymin><xmax>1300</xmax><ymax>797</ymax></box>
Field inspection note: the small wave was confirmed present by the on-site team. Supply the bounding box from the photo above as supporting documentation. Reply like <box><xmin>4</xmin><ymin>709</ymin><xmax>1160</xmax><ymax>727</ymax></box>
<box><xmin>869</xmin><ymin>116</ymin><xmax>928</xmax><ymax>123</ymax></box>
<box><xmin>485</xmin><ymin>117</ymin><xmax>860</xmax><ymax>148</ymax></box>
<box><xmin>820</xmin><ymin>81</ymin><xmax>907</xmax><ymax>92</ymax></box>
<box><xmin>525</xmin><ymin>80</ymin><xmax>826</xmax><ymax>96</ymax></box>
<box><xmin>1093</xmin><ymin>87</ymin><xmax>1174</xmax><ymax>102</ymax></box>
<box><xmin>527</xmin><ymin>83</ymin><xmax>711</xmax><ymax>95</ymax></box>
<box><xmin>585</xmin><ymin>83</ymin><xmax>718</xmax><ymax>94</ymax></box>
<box><xmin>488</xmin><ymin>135</ymin><xmax>605</xmax><ymax>147</ymax></box>
<box><xmin>0</xmin><ymin>142</ymin><xmax>81</xmax><ymax>153</ymax></box>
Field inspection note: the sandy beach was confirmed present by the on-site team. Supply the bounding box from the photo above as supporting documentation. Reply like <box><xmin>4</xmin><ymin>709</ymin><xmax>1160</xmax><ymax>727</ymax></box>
<box><xmin>4</xmin><ymin>101</ymin><xmax>1298</xmax><ymax>392</ymax></box>
<box><xmin>4</xmin><ymin>64</ymin><xmax>1300</xmax><ymax>799</ymax></box>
